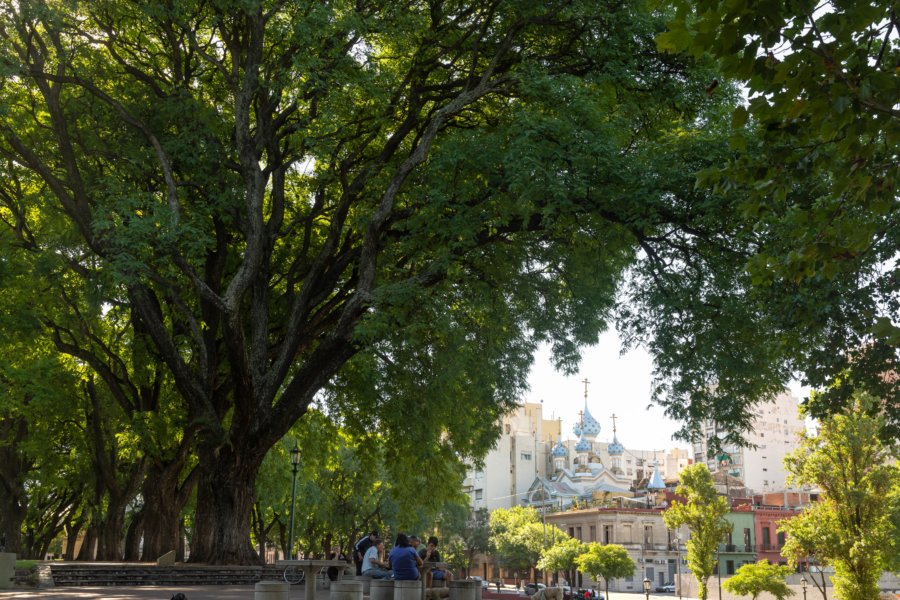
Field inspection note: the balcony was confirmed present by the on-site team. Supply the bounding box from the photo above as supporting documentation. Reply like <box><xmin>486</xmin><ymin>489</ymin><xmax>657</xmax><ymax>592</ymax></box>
<box><xmin>718</xmin><ymin>544</ymin><xmax>754</xmax><ymax>553</ymax></box>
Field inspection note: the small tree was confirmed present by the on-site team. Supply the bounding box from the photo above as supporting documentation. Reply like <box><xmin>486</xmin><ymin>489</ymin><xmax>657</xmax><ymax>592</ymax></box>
<box><xmin>663</xmin><ymin>464</ymin><xmax>732</xmax><ymax>600</ymax></box>
<box><xmin>723</xmin><ymin>560</ymin><xmax>794</xmax><ymax>600</ymax></box>
<box><xmin>538</xmin><ymin>536</ymin><xmax>582</xmax><ymax>586</ymax></box>
<box><xmin>575</xmin><ymin>543</ymin><xmax>635</xmax><ymax>599</ymax></box>
<box><xmin>490</xmin><ymin>507</ymin><xmax>546</xmax><ymax>583</ymax></box>
<box><xmin>779</xmin><ymin>502</ymin><xmax>837</xmax><ymax>599</ymax></box>
<box><xmin>783</xmin><ymin>393</ymin><xmax>900</xmax><ymax>600</ymax></box>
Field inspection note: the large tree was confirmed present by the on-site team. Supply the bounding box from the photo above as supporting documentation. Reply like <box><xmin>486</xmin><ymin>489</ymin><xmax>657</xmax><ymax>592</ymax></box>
<box><xmin>663</xmin><ymin>464</ymin><xmax>732</xmax><ymax>600</ymax></box>
<box><xmin>782</xmin><ymin>393</ymin><xmax>900</xmax><ymax>600</ymax></box>
<box><xmin>0</xmin><ymin>0</ymin><xmax>731</xmax><ymax>563</ymax></box>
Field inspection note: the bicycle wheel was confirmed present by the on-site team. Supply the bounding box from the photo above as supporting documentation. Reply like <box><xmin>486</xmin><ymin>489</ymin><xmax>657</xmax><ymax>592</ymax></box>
<box><xmin>283</xmin><ymin>566</ymin><xmax>305</xmax><ymax>585</ymax></box>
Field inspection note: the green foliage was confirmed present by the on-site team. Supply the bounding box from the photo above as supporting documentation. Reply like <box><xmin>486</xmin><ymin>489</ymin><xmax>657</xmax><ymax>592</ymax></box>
<box><xmin>656</xmin><ymin>0</ymin><xmax>900</xmax><ymax>440</ymax></box>
<box><xmin>722</xmin><ymin>560</ymin><xmax>794</xmax><ymax>600</ymax></box>
<box><xmin>782</xmin><ymin>393</ymin><xmax>900</xmax><ymax>600</ymax></box>
<box><xmin>442</xmin><ymin>506</ymin><xmax>491</xmax><ymax>577</ymax></box>
<box><xmin>537</xmin><ymin>535</ymin><xmax>582</xmax><ymax>575</ymax></box>
<box><xmin>575</xmin><ymin>543</ymin><xmax>634</xmax><ymax>596</ymax></box>
<box><xmin>663</xmin><ymin>464</ymin><xmax>731</xmax><ymax>600</ymax></box>
<box><xmin>489</xmin><ymin>507</ymin><xmax>546</xmax><ymax>574</ymax></box>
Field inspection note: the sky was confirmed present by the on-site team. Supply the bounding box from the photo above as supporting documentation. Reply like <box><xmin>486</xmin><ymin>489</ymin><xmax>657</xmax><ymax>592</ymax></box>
<box><xmin>524</xmin><ymin>330</ymin><xmax>810</xmax><ymax>451</ymax></box>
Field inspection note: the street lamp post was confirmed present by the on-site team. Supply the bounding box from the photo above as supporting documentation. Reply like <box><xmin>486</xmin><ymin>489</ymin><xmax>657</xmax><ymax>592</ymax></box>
<box><xmin>716</xmin><ymin>544</ymin><xmax>722</xmax><ymax>600</ymax></box>
<box><xmin>287</xmin><ymin>445</ymin><xmax>301</xmax><ymax>560</ymax></box>
<box><xmin>800</xmin><ymin>577</ymin><xmax>807</xmax><ymax>600</ymax></box>
<box><xmin>675</xmin><ymin>535</ymin><xmax>682</xmax><ymax>600</ymax></box>
<box><xmin>642</xmin><ymin>578</ymin><xmax>651</xmax><ymax>600</ymax></box>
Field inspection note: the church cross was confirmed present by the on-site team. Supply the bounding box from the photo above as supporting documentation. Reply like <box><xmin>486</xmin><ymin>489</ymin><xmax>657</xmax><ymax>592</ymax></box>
<box><xmin>582</xmin><ymin>377</ymin><xmax>590</xmax><ymax>401</ymax></box>
<box><xmin>611</xmin><ymin>413</ymin><xmax>618</xmax><ymax>434</ymax></box>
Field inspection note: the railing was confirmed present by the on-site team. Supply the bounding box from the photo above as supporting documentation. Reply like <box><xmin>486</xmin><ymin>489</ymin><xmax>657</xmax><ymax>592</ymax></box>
<box><xmin>718</xmin><ymin>544</ymin><xmax>754</xmax><ymax>553</ymax></box>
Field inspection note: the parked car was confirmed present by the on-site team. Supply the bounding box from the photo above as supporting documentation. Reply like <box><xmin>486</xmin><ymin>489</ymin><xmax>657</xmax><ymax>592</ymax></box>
<box><xmin>574</xmin><ymin>588</ymin><xmax>603</xmax><ymax>600</ymax></box>
<box><xmin>656</xmin><ymin>583</ymin><xmax>675</xmax><ymax>593</ymax></box>
<box><xmin>468</xmin><ymin>576</ymin><xmax>490</xmax><ymax>589</ymax></box>
<box><xmin>523</xmin><ymin>583</ymin><xmax>546</xmax><ymax>596</ymax></box>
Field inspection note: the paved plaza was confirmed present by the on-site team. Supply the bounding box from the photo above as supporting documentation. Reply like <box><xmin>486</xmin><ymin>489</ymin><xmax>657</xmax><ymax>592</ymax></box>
<box><xmin>0</xmin><ymin>587</ymin><xmax>684</xmax><ymax>600</ymax></box>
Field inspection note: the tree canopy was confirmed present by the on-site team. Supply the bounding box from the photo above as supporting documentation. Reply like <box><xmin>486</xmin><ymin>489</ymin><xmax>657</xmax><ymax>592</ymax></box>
<box><xmin>575</xmin><ymin>543</ymin><xmax>634</xmax><ymax>599</ymax></box>
<box><xmin>656</xmin><ymin>0</ymin><xmax>900</xmax><ymax>440</ymax></box>
<box><xmin>0</xmin><ymin>0</ymin><xmax>748</xmax><ymax>562</ymax></box>
<box><xmin>1</xmin><ymin>0</ymin><xmax>893</xmax><ymax>564</ymax></box>
<box><xmin>722</xmin><ymin>560</ymin><xmax>794</xmax><ymax>600</ymax></box>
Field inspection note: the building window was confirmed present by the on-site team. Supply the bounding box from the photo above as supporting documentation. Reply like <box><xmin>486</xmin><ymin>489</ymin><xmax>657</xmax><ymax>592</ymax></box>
<box><xmin>569</xmin><ymin>528</ymin><xmax>575</xmax><ymax>538</ymax></box>
<box><xmin>743</xmin><ymin>528</ymin><xmax>751</xmax><ymax>550</ymax></box>
<box><xmin>762</xmin><ymin>528</ymin><xmax>771</xmax><ymax>549</ymax></box>
<box><xmin>644</xmin><ymin>525</ymin><xmax>653</xmax><ymax>547</ymax></box>
<box><xmin>521</xmin><ymin>452</ymin><xmax>532</xmax><ymax>460</ymax></box>
<box><xmin>576</xmin><ymin>527</ymin><xmax>582</xmax><ymax>541</ymax></box>
<box><xmin>777</xmin><ymin>531</ymin><xmax>786</xmax><ymax>547</ymax></box>
<box><xmin>726</xmin><ymin>560</ymin><xmax>735</xmax><ymax>575</ymax></box>
<box><xmin>604</xmin><ymin>525</ymin><xmax>613</xmax><ymax>544</ymax></box>
<box><xmin>589</xmin><ymin>526</ymin><xmax>596</xmax><ymax>542</ymax></box>
<box><xmin>475</xmin><ymin>489</ymin><xmax>483</xmax><ymax>500</ymax></box>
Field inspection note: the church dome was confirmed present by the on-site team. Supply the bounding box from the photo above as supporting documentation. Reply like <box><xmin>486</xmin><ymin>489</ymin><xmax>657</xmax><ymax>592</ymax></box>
<box><xmin>572</xmin><ymin>404</ymin><xmax>601</xmax><ymax>438</ymax></box>
<box><xmin>607</xmin><ymin>435</ymin><xmax>625</xmax><ymax>456</ymax></box>
<box><xmin>575</xmin><ymin>435</ymin><xmax>591</xmax><ymax>453</ymax></box>
<box><xmin>551</xmin><ymin>438</ymin><xmax>568</xmax><ymax>458</ymax></box>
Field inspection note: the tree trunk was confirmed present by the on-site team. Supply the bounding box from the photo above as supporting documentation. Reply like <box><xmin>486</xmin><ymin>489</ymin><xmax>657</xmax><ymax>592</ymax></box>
<box><xmin>188</xmin><ymin>442</ymin><xmax>265</xmax><ymax>564</ymax></box>
<box><xmin>0</xmin><ymin>486</ymin><xmax>26</xmax><ymax>554</ymax></box>
<box><xmin>96</xmin><ymin>494</ymin><xmax>128</xmax><ymax>560</ymax></box>
<box><xmin>140</xmin><ymin>461</ymin><xmax>190</xmax><ymax>560</ymax></box>
<box><xmin>77</xmin><ymin>525</ymin><xmax>97</xmax><ymax>561</ymax></box>
<box><xmin>123</xmin><ymin>509</ymin><xmax>144</xmax><ymax>561</ymax></box>
<box><xmin>0</xmin><ymin>417</ymin><xmax>30</xmax><ymax>555</ymax></box>
<box><xmin>64</xmin><ymin>522</ymin><xmax>81</xmax><ymax>560</ymax></box>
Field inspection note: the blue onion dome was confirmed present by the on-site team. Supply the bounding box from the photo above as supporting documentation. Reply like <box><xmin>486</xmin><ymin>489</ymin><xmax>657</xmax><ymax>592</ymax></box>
<box><xmin>580</xmin><ymin>405</ymin><xmax>601</xmax><ymax>437</ymax></box>
<box><xmin>573</xmin><ymin>403</ymin><xmax>602</xmax><ymax>438</ymax></box>
<box><xmin>552</xmin><ymin>438</ymin><xmax>568</xmax><ymax>458</ymax></box>
<box><xmin>608</xmin><ymin>435</ymin><xmax>625</xmax><ymax>456</ymax></box>
<box><xmin>575</xmin><ymin>435</ymin><xmax>591</xmax><ymax>453</ymax></box>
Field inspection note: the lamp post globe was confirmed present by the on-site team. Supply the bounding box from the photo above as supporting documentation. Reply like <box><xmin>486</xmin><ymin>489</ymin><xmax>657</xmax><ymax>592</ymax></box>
<box><xmin>288</xmin><ymin>444</ymin><xmax>301</xmax><ymax>560</ymax></box>
<box><xmin>643</xmin><ymin>577</ymin><xmax>651</xmax><ymax>600</ymax></box>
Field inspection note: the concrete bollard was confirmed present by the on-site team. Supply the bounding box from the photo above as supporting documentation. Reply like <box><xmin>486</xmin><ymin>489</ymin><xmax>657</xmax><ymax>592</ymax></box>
<box><xmin>0</xmin><ymin>554</ymin><xmax>15</xmax><ymax>589</ymax></box>
<box><xmin>394</xmin><ymin>579</ymin><xmax>422</xmax><ymax>600</ymax></box>
<box><xmin>254</xmin><ymin>580</ymin><xmax>290</xmax><ymax>600</ymax></box>
<box><xmin>448</xmin><ymin>580</ymin><xmax>480</xmax><ymax>600</ymax></box>
<box><xmin>331</xmin><ymin>579</ymin><xmax>364</xmax><ymax>600</ymax></box>
<box><xmin>371</xmin><ymin>578</ymin><xmax>395</xmax><ymax>600</ymax></box>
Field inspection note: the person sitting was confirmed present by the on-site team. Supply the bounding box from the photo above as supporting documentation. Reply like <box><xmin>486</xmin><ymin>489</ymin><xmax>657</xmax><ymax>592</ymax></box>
<box><xmin>389</xmin><ymin>533</ymin><xmax>423</xmax><ymax>580</ymax></box>
<box><xmin>361</xmin><ymin>539</ymin><xmax>391</xmax><ymax>579</ymax></box>
<box><xmin>418</xmin><ymin>536</ymin><xmax>453</xmax><ymax>588</ymax></box>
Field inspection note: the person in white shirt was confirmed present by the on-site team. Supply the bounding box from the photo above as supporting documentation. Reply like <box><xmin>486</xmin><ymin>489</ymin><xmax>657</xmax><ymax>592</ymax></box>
<box><xmin>362</xmin><ymin>539</ymin><xmax>391</xmax><ymax>579</ymax></box>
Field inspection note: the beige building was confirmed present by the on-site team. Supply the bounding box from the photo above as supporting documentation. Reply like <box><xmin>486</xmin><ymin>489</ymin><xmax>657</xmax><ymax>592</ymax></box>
<box><xmin>692</xmin><ymin>391</ymin><xmax>806</xmax><ymax>494</ymax></box>
<box><xmin>546</xmin><ymin>507</ymin><xmax>688</xmax><ymax>592</ymax></box>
